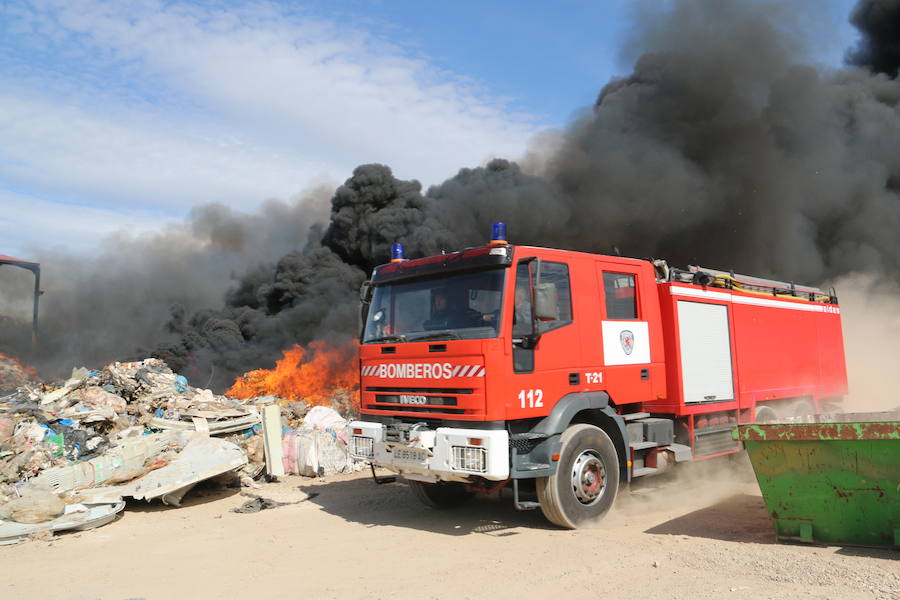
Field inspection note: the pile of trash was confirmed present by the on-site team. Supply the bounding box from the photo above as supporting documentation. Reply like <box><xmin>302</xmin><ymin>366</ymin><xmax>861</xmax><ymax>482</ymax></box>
<box><xmin>0</xmin><ymin>357</ymin><xmax>361</xmax><ymax>544</ymax></box>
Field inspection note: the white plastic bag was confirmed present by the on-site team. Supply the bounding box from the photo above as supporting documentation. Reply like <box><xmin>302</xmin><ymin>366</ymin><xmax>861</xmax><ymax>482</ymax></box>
<box><xmin>302</xmin><ymin>406</ymin><xmax>346</xmax><ymax>430</ymax></box>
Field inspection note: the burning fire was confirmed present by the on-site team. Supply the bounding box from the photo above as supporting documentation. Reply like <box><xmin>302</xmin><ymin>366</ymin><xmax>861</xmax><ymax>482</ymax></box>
<box><xmin>226</xmin><ymin>340</ymin><xmax>359</xmax><ymax>409</ymax></box>
<box><xmin>0</xmin><ymin>351</ymin><xmax>39</xmax><ymax>393</ymax></box>
<box><xmin>0</xmin><ymin>352</ymin><xmax>38</xmax><ymax>377</ymax></box>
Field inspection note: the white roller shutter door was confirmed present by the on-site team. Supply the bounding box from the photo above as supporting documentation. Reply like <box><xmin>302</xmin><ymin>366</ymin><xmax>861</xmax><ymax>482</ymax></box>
<box><xmin>677</xmin><ymin>300</ymin><xmax>734</xmax><ymax>404</ymax></box>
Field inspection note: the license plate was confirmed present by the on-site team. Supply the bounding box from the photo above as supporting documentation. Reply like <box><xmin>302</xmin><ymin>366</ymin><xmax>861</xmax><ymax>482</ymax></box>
<box><xmin>399</xmin><ymin>394</ymin><xmax>427</xmax><ymax>405</ymax></box>
<box><xmin>393</xmin><ymin>447</ymin><xmax>428</xmax><ymax>462</ymax></box>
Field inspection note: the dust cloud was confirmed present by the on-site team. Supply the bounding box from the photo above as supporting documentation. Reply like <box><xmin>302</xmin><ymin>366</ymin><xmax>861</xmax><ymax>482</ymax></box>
<box><xmin>834</xmin><ymin>273</ymin><xmax>900</xmax><ymax>413</ymax></box>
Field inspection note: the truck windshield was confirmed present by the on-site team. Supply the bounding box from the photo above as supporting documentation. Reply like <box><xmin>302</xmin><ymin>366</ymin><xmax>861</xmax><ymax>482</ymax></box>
<box><xmin>363</xmin><ymin>269</ymin><xmax>506</xmax><ymax>343</ymax></box>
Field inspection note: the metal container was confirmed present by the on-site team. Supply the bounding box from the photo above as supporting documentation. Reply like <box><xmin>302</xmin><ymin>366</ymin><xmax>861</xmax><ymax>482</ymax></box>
<box><xmin>736</xmin><ymin>412</ymin><xmax>899</xmax><ymax>548</ymax></box>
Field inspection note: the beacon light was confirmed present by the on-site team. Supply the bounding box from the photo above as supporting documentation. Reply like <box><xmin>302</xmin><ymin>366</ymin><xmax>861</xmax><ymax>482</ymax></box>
<box><xmin>490</xmin><ymin>222</ymin><xmax>508</xmax><ymax>245</ymax></box>
<box><xmin>390</xmin><ymin>243</ymin><xmax>405</xmax><ymax>262</ymax></box>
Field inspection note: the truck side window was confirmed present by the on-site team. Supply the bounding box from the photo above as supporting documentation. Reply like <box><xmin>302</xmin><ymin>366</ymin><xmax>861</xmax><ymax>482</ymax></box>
<box><xmin>603</xmin><ymin>272</ymin><xmax>637</xmax><ymax>319</ymax></box>
<box><xmin>537</xmin><ymin>261</ymin><xmax>573</xmax><ymax>332</ymax></box>
<box><xmin>513</xmin><ymin>263</ymin><xmax>533</xmax><ymax>336</ymax></box>
<box><xmin>513</xmin><ymin>262</ymin><xmax>534</xmax><ymax>373</ymax></box>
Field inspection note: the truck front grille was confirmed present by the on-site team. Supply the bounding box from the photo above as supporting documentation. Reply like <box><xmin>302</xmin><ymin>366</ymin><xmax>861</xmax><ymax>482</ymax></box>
<box><xmin>363</xmin><ymin>386</ymin><xmax>481</xmax><ymax>417</ymax></box>
<box><xmin>367</xmin><ymin>405</ymin><xmax>465</xmax><ymax>415</ymax></box>
<box><xmin>374</xmin><ymin>395</ymin><xmax>458</xmax><ymax>406</ymax></box>
<box><xmin>365</xmin><ymin>386</ymin><xmax>474</xmax><ymax>394</ymax></box>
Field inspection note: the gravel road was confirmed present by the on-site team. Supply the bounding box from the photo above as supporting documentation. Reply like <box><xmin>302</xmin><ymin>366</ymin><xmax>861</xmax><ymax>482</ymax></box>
<box><xmin>2</xmin><ymin>459</ymin><xmax>897</xmax><ymax>599</ymax></box>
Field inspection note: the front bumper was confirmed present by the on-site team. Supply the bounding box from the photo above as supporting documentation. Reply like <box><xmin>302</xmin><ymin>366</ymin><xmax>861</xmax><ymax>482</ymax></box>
<box><xmin>348</xmin><ymin>421</ymin><xmax>510</xmax><ymax>482</ymax></box>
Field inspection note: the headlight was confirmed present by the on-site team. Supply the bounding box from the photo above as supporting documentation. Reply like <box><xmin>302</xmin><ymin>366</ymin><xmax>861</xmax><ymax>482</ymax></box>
<box><xmin>350</xmin><ymin>436</ymin><xmax>374</xmax><ymax>458</ymax></box>
<box><xmin>450</xmin><ymin>446</ymin><xmax>486</xmax><ymax>473</ymax></box>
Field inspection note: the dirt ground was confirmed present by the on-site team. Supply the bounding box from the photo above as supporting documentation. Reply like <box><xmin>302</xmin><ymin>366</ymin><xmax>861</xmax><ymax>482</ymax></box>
<box><xmin>1</xmin><ymin>458</ymin><xmax>897</xmax><ymax>600</ymax></box>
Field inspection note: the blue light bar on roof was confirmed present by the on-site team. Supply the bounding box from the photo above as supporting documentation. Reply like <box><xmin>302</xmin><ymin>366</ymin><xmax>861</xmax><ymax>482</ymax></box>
<box><xmin>490</xmin><ymin>222</ymin><xmax>508</xmax><ymax>245</ymax></box>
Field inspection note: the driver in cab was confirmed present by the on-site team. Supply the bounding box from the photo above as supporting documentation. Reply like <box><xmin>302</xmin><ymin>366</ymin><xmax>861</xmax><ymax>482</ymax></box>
<box><xmin>424</xmin><ymin>287</ymin><xmax>481</xmax><ymax>330</ymax></box>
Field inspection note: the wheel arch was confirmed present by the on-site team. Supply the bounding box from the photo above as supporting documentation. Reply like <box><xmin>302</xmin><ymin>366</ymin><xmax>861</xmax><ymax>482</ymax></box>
<box><xmin>754</xmin><ymin>395</ymin><xmax>817</xmax><ymax>421</ymax></box>
<box><xmin>533</xmin><ymin>391</ymin><xmax>629</xmax><ymax>481</ymax></box>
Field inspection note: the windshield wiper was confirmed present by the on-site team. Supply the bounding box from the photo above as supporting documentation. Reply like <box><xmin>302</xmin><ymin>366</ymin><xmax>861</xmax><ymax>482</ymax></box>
<box><xmin>407</xmin><ymin>330</ymin><xmax>462</xmax><ymax>341</ymax></box>
<box><xmin>365</xmin><ymin>334</ymin><xmax>407</xmax><ymax>344</ymax></box>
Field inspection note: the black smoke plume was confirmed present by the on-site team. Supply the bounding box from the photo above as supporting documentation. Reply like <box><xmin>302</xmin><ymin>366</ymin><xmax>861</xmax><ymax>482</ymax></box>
<box><xmin>322</xmin><ymin>164</ymin><xmax>456</xmax><ymax>273</ymax></box>
<box><xmin>847</xmin><ymin>0</ymin><xmax>900</xmax><ymax>77</ymax></box>
<box><xmin>1</xmin><ymin>0</ymin><xmax>898</xmax><ymax>391</ymax></box>
<box><xmin>435</xmin><ymin>0</ymin><xmax>900</xmax><ymax>285</ymax></box>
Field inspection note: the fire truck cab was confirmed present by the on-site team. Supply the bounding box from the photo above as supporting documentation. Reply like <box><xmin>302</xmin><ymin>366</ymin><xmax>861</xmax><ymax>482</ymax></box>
<box><xmin>350</xmin><ymin>224</ymin><xmax>847</xmax><ymax>528</ymax></box>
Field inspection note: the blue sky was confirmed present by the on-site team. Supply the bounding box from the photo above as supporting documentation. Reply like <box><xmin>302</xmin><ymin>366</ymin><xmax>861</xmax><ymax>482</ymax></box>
<box><xmin>295</xmin><ymin>1</ymin><xmax>632</xmax><ymax>123</ymax></box>
<box><xmin>0</xmin><ymin>0</ymin><xmax>860</xmax><ymax>257</ymax></box>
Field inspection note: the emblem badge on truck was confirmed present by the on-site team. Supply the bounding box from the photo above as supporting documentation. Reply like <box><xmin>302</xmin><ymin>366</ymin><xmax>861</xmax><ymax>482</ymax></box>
<box><xmin>620</xmin><ymin>330</ymin><xmax>635</xmax><ymax>355</ymax></box>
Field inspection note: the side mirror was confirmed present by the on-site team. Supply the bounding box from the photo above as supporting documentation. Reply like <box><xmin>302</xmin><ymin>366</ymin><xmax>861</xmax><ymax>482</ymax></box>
<box><xmin>360</xmin><ymin>281</ymin><xmax>373</xmax><ymax>303</ymax></box>
<box><xmin>359</xmin><ymin>281</ymin><xmax>373</xmax><ymax>338</ymax></box>
<box><xmin>534</xmin><ymin>282</ymin><xmax>558</xmax><ymax>321</ymax></box>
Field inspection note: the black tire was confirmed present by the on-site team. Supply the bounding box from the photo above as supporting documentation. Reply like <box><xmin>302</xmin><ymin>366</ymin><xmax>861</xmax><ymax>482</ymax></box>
<box><xmin>755</xmin><ymin>405</ymin><xmax>779</xmax><ymax>423</ymax></box>
<box><xmin>536</xmin><ymin>424</ymin><xmax>620</xmax><ymax>529</ymax></box>
<box><xmin>408</xmin><ymin>480</ymin><xmax>473</xmax><ymax>508</ymax></box>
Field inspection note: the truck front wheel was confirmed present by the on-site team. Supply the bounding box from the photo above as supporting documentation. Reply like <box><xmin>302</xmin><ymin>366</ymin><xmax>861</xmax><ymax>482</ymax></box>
<box><xmin>536</xmin><ymin>424</ymin><xmax>620</xmax><ymax>529</ymax></box>
<box><xmin>408</xmin><ymin>480</ymin><xmax>473</xmax><ymax>508</ymax></box>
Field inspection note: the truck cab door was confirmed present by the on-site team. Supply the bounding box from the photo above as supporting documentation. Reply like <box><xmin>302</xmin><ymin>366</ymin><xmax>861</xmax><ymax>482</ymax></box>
<box><xmin>598</xmin><ymin>266</ymin><xmax>653</xmax><ymax>402</ymax></box>
<box><xmin>511</xmin><ymin>259</ymin><xmax>574</xmax><ymax>372</ymax></box>
<box><xmin>509</xmin><ymin>257</ymin><xmax>580</xmax><ymax>417</ymax></box>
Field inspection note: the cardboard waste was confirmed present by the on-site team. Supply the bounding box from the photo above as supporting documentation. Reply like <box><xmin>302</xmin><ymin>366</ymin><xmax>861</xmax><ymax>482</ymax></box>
<box><xmin>0</xmin><ymin>357</ymin><xmax>361</xmax><ymax>545</ymax></box>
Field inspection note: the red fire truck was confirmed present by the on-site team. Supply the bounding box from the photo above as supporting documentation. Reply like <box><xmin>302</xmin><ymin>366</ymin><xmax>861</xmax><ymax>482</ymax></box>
<box><xmin>349</xmin><ymin>223</ymin><xmax>847</xmax><ymax>528</ymax></box>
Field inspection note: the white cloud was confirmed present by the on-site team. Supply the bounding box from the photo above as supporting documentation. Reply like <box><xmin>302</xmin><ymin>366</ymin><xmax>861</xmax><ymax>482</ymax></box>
<box><xmin>0</xmin><ymin>89</ymin><xmax>331</xmax><ymax>213</ymax></box>
<box><xmin>0</xmin><ymin>188</ymin><xmax>172</xmax><ymax>257</ymax></box>
<box><xmin>0</xmin><ymin>0</ymin><xmax>539</xmax><ymax>244</ymax></box>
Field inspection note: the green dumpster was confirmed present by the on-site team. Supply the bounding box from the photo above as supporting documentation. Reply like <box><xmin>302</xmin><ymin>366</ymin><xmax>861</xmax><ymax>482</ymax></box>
<box><xmin>736</xmin><ymin>412</ymin><xmax>900</xmax><ymax>548</ymax></box>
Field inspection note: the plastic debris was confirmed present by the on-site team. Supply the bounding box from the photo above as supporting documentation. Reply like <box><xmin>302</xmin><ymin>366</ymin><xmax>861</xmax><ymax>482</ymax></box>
<box><xmin>304</xmin><ymin>405</ymin><xmax>349</xmax><ymax>430</ymax></box>
<box><xmin>0</xmin><ymin>501</ymin><xmax>125</xmax><ymax>546</ymax></box>
<box><xmin>115</xmin><ymin>435</ymin><xmax>247</xmax><ymax>506</ymax></box>
<box><xmin>0</xmin><ymin>354</ymin><xmax>362</xmax><ymax>542</ymax></box>
<box><xmin>281</xmin><ymin>406</ymin><xmax>360</xmax><ymax>477</ymax></box>
<box><xmin>0</xmin><ymin>489</ymin><xmax>65</xmax><ymax>524</ymax></box>
<box><xmin>1</xmin><ymin>358</ymin><xmax>261</xmax><ymax>487</ymax></box>
<box><xmin>230</xmin><ymin>491</ymin><xmax>316</xmax><ymax>514</ymax></box>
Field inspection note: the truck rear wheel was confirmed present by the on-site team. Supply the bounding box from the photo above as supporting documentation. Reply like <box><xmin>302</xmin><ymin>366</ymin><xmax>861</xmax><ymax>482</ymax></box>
<box><xmin>789</xmin><ymin>399</ymin><xmax>816</xmax><ymax>420</ymax></box>
<box><xmin>408</xmin><ymin>480</ymin><xmax>473</xmax><ymax>508</ymax></box>
<box><xmin>755</xmin><ymin>405</ymin><xmax>779</xmax><ymax>423</ymax></box>
<box><xmin>536</xmin><ymin>424</ymin><xmax>620</xmax><ymax>529</ymax></box>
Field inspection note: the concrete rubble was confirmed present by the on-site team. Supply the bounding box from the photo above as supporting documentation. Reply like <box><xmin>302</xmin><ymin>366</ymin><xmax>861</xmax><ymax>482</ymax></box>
<box><xmin>0</xmin><ymin>357</ymin><xmax>361</xmax><ymax>545</ymax></box>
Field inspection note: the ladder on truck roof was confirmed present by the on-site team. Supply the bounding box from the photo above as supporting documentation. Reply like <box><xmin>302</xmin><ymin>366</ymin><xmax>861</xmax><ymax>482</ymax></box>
<box><xmin>667</xmin><ymin>264</ymin><xmax>837</xmax><ymax>304</ymax></box>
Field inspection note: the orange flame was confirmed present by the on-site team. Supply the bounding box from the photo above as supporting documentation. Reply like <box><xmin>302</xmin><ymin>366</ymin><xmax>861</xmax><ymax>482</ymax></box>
<box><xmin>226</xmin><ymin>340</ymin><xmax>359</xmax><ymax>409</ymax></box>
<box><xmin>0</xmin><ymin>351</ymin><xmax>39</xmax><ymax>379</ymax></box>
